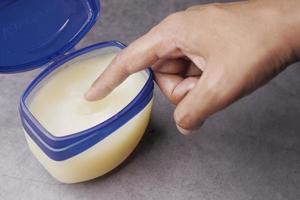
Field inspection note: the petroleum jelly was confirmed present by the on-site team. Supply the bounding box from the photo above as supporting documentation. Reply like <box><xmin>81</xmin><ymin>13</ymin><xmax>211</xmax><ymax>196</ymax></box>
<box><xmin>29</xmin><ymin>53</ymin><xmax>146</xmax><ymax>136</ymax></box>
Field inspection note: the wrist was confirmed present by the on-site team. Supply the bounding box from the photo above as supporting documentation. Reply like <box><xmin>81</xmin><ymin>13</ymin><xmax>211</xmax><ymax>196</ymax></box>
<box><xmin>253</xmin><ymin>0</ymin><xmax>300</xmax><ymax>61</ymax></box>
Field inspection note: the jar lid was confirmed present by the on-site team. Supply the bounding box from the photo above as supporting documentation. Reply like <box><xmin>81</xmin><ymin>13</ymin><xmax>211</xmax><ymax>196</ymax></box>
<box><xmin>0</xmin><ymin>0</ymin><xmax>100</xmax><ymax>73</ymax></box>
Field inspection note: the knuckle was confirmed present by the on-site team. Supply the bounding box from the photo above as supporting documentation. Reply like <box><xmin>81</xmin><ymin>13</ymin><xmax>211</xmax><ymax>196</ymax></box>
<box><xmin>207</xmin><ymin>3</ymin><xmax>223</xmax><ymax>10</ymax></box>
<box><xmin>111</xmin><ymin>54</ymin><xmax>124</xmax><ymax>68</ymax></box>
<box><xmin>164</xmin><ymin>12</ymin><xmax>183</xmax><ymax>24</ymax></box>
<box><xmin>103</xmin><ymin>82</ymin><xmax>114</xmax><ymax>92</ymax></box>
<box><xmin>187</xmin><ymin>3</ymin><xmax>223</xmax><ymax>11</ymax></box>
<box><xmin>162</xmin><ymin>12</ymin><xmax>186</xmax><ymax>33</ymax></box>
<box><xmin>208</xmin><ymin>2</ymin><xmax>223</xmax><ymax>8</ymax></box>
<box><xmin>160</xmin><ymin>12</ymin><xmax>187</xmax><ymax>45</ymax></box>
<box><xmin>203</xmin><ymin>3</ymin><xmax>225</xmax><ymax>16</ymax></box>
<box><xmin>113</xmin><ymin>54</ymin><xmax>132</xmax><ymax>75</ymax></box>
<box><xmin>186</xmin><ymin>5</ymin><xmax>201</xmax><ymax>11</ymax></box>
<box><xmin>124</xmin><ymin>63</ymin><xmax>135</xmax><ymax>74</ymax></box>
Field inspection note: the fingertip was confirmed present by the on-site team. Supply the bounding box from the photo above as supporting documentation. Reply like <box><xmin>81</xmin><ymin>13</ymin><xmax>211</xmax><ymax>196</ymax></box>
<box><xmin>84</xmin><ymin>91</ymin><xmax>96</xmax><ymax>101</ymax></box>
<box><xmin>176</xmin><ymin>121</ymin><xmax>205</xmax><ymax>135</ymax></box>
<box><xmin>84</xmin><ymin>87</ymin><xmax>104</xmax><ymax>101</ymax></box>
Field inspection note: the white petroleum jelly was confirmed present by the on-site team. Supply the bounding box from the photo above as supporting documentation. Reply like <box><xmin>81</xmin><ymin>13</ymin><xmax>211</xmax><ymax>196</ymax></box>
<box><xmin>25</xmin><ymin>52</ymin><xmax>153</xmax><ymax>183</ymax></box>
<box><xmin>29</xmin><ymin>53</ymin><xmax>146</xmax><ymax>136</ymax></box>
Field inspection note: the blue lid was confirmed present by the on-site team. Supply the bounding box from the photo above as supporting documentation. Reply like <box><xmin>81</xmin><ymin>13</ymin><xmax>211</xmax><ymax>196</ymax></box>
<box><xmin>0</xmin><ymin>0</ymin><xmax>100</xmax><ymax>73</ymax></box>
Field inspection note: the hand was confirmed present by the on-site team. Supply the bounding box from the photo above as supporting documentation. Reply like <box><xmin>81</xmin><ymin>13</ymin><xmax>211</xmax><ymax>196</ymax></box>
<box><xmin>85</xmin><ymin>0</ymin><xmax>300</xmax><ymax>134</ymax></box>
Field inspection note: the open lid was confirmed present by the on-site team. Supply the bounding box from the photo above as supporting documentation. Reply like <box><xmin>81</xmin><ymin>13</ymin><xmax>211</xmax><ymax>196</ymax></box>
<box><xmin>0</xmin><ymin>0</ymin><xmax>100</xmax><ymax>73</ymax></box>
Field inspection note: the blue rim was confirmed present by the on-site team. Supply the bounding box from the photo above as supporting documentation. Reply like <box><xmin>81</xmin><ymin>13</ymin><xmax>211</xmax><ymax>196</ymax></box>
<box><xmin>0</xmin><ymin>0</ymin><xmax>100</xmax><ymax>73</ymax></box>
<box><xmin>19</xmin><ymin>41</ymin><xmax>154</xmax><ymax>161</ymax></box>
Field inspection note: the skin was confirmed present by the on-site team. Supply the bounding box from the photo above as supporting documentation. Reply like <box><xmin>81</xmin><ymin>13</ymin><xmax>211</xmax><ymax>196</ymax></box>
<box><xmin>85</xmin><ymin>0</ymin><xmax>300</xmax><ymax>134</ymax></box>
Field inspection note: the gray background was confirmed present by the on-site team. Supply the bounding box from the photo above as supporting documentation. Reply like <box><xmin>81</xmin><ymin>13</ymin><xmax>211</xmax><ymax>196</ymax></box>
<box><xmin>1</xmin><ymin>0</ymin><xmax>300</xmax><ymax>200</ymax></box>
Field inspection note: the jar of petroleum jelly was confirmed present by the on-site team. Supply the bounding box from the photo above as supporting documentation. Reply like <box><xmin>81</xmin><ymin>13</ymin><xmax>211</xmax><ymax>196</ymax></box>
<box><xmin>20</xmin><ymin>42</ymin><xmax>154</xmax><ymax>183</ymax></box>
<box><xmin>0</xmin><ymin>1</ymin><xmax>154</xmax><ymax>183</ymax></box>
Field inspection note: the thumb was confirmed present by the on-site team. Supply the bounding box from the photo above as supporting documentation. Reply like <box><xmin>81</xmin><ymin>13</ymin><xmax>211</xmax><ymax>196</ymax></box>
<box><xmin>174</xmin><ymin>62</ymin><xmax>241</xmax><ymax>134</ymax></box>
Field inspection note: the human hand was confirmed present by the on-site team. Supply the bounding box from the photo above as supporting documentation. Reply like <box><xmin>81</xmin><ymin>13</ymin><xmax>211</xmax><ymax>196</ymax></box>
<box><xmin>85</xmin><ymin>0</ymin><xmax>300</xmax><ymax>134</ymax></box>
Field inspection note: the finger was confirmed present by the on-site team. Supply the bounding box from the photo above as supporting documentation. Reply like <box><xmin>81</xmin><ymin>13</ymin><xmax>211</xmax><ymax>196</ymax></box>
<box><xmin>185</xmin><ymin>52</ymin><xmax>207</xmax><ymax>71</ymax></box>
<box><xmin>176</xmin><ymin>124</ymin><xmax>192</xmax><ymax>135</ymax></box>
<box><xmin>85</xmin><ymin>33</ymin><xmax>161</xmax><ymax>101</ymax></box>
<box><xmin>173</xmin><ymin>61</ymin><xmax>239</xmax><ymax>133</ymax></box>
<box><xmin>185</xmin><ymin>62</ymin><xmax>203</xmax><ymax>77</ymax></box>
<box><xmin>152</xmin><ymin>59</ymin><xmax>189</xmax><ymax>74</ymax></box>
<box><xmin>176</xmin><ymin>120</ymin><xmax>205</xmax><ymax>135</ymax></box>
<box><xmin>155</xmin><ymin>72</ymin><xmax>198</xmax><ymax>104</ymax></box>
<box><xmin>172</xmin><ymin>76</ymin><xmax>199</xmax><ymax>103</ymax></box>
<box><xmin>85</xmin><ymin>22</ymin><xmax>184</xmax><ymax>101</ymax></box>
<box><xmin>152</xmin><ymin>59</ymin><xmax>202</xmax><ymax>76</ymax></box>
<box><xmin>155</xmin><ymin>73</ymin><xmax>183</xmax><ymax>104</ymax></box>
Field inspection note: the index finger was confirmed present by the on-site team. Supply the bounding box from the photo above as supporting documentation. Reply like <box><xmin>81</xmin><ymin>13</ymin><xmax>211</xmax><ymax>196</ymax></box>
<box><xmin>85</xmin><ymin>25</ymin><xmax>180</xmax><ymax>101</ymax></box>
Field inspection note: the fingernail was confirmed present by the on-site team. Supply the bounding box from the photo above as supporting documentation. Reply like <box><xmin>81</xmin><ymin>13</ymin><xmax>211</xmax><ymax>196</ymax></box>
<box><xmin>84</xmin><ymin>87</ymin><xmax>97</xmax><ymax>101</ymax></box>
<box><xmin>176</xmin><ymin>121</ymin><xmax>205</xmax><ymax>135</ymax></box>
<box><xmin>176</xmin><ymin>124</ymin><xmax>192</xmax><ymax>135</ymax></box>
<box><xmin>84</xmin><ymin>92</ymin><xmax>92</xmax><ymax>101</ymax></box>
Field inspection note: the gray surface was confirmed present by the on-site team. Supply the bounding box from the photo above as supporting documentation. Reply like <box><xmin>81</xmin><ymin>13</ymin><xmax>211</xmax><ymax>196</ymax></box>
<box><xmin>1</xmin><ymin>0</ymin><xmax>300</xmax><ymax>200</ymax></box>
